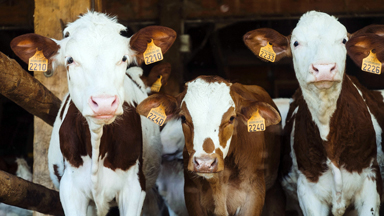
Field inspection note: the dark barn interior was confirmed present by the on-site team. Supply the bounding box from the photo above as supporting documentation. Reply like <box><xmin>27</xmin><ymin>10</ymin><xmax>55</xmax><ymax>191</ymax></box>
<box><xmin>0</xmin><ymin>0</ymin><xmax>384</xmax><ymax>215</ymax></box>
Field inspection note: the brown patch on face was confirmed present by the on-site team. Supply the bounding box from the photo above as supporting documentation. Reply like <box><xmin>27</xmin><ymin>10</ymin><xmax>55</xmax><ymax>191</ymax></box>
<box><xmin>202</xmin><ymin>138</ymin><xmax>215</xmax><ymax>154</ymax></box>
<box><xmin>218</xmin><ymin>107</ymin><xmax>235</xmax><ymax>149</ymax></box>
<box><xmin>53</xmin><ymin>165</ymin><xmax>62</xmax><ymax>182</ymax></box>
<box><xmin>180</xmin><ymin>102</ymin><xmax>195</xmax><ymax>155</ymax></box>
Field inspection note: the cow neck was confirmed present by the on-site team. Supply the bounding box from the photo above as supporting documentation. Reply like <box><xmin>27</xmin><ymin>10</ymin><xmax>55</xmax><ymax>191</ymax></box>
<box><xmin>300</xmin><ymin>75</ymin><xmax>343</xmax><ymax>141</ymax></box>
<box><xmin>292</xmin><ymin>75</ymin><xmax>377</xmax><ymax>183</ymax></box>
<box><xmin>59</xmin><ymin>100</ymin><xmax>144</xmax><ymax>188</ymax></box>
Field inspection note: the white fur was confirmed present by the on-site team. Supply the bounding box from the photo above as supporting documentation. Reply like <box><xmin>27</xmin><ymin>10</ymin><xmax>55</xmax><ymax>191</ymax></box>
<box><xmin>161</xmin><ymin>118</ymin><xmax>185</xmax><ymax>155</ymax></box>
<box><xmin>272</xmin><ymin>98</ymin><xmax>291</xmax><ymax>129</ymax></box>
<box><xmin>283</xmin><ymin>11</ymin><xmax>381</xmax><ymax>216</ymax></box>
<box><xmin>47</xmin><ymin>13</ymin><xmax>161</xmax><ymax>216</ymax></box>
<box><xmin>182</xmin><ymin>78</ymin><xmax>235</xmax><ymax>160</ymax></box>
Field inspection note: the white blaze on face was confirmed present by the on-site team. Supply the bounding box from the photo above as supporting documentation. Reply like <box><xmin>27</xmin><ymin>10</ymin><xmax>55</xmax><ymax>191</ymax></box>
<box><xmin>291</xmin><ymin>11</ymin><xmax>348</xmax><ymax>89</ymax></box>
<box><xmin>54</xmin><ymin>13</ymin><xmax>134</xmax><ymax>123</ymax></box>
<box><xmin>183</xmin><ymin>78</ymin><xmax>235</xmax><ymax>159</ymax></box>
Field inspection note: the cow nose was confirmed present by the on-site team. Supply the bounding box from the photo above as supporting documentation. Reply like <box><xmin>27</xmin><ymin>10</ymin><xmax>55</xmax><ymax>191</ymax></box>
<box><xmin>193</xmin><ymin>156</ymin><xmax>218</xmax><ymax>173</ymax></box>
<box><xmin>311</xmin><ymin>63</ymin><xmax>337</xmax><ymax>81</ymax></box>
<box><xmin>311</xmin><ymin>63</ymin><xmax>336</xmax><ymax>74</ymax></box>
<box><xmin>88</xmin><ymin>95</ymin><xmax>119</xmax><ymax>116</ymax></box>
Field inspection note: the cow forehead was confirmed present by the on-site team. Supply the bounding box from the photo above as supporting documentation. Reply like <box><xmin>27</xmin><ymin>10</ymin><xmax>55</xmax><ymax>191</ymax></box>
<box><xmin>292</xmin><ymin>11</ymin><xmax>347</xmax><ymax>43</ymax></box>
<box><xmin>62</xmin><ymin>12</ymin><xmax>131</xmax><ymax>63</ymax></box>
<box><xmin>183</xmin><ymin>78</ymin><xmax>235</xmax><ymax>128</ymax></box>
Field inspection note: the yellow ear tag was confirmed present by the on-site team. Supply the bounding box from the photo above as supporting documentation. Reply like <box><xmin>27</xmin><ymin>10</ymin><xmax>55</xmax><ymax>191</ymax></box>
<box><xmin>28</xmin><ymin>49</ymin><xmax>48</xmax><ymax>72</ymax></box>
<box><xmin>143</xmin><ymin>39</ymin><xmax>163</xmax><ymax>65</ymax></box>
<box><xmin>151</xmin><ymin>75</ymin><xmax>163</xmax><ymax>92</ymax></box>
<box><xmin>362</xmin><ymin>50</ymin><xmax>382</xmax><ymax>75</ymax></box>
<box><xmin>247</xmin><ymin>110</ymin><xmax>265</xmax><ymax>132</ymax></box>
<box><xmin>147</xmin><ymin>104</ymin><xmax>166</xmax><ymax>126</ymax></box>
<box><xmin>259</xmin><ymin>42</ymin><xmax>276</xmax><ymax>62</ymax></box>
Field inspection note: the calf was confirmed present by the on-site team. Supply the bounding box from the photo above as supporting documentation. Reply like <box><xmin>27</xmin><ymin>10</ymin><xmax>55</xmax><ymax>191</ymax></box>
<box><xmin>137</xmin><ymin>75</ymin><xmax>284</xmax><ymax>216</ymax></box>
<box><xmin>244</xmin><ymin>11</ymin><xmax>384</xmax><ymax>216</ymax></box>
<box><xmin>11</xmin><ymin>12</ymin><xmax>175</xmax><ymax>216</ymax></box>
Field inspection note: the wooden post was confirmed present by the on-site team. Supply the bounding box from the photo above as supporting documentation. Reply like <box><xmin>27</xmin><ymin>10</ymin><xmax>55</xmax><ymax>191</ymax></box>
<box><xmin>160</xmin><ymin>0</ymin><xmax>183</xmax><ymax>96</ymax></box>
<box><xmin>33</xmin><ymin>1</ymin><xmax>95</xmax><ymax>215</ymax></box>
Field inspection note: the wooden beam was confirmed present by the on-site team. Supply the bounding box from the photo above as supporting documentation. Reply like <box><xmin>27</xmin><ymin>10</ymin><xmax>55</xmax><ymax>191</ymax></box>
<box><xmin>0</xmin><ymin>170</ymin><xmax>63</xmax><ymax>215</ymax></box>
<box><xmin>33</xmin><ymin>1</ymin><xmax>93</xmax><ymax>215</ymax></box>
<box><xmin>160</xmin><ymin>0</ymin><xmax>183</xmax><ymax>95</ymax></box>
<box><xmin>0</xmin><ymin>52</ymin><xmax>61</xmax><ymax>126</ymax></box>
<box><xmin>0</xmin><ymin>0</ymin><xmax>34</xmax><ymax>28</ymax></box>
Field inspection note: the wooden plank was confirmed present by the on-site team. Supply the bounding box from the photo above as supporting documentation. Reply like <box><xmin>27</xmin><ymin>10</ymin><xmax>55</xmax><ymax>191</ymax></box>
<box><xmin>33</xmin><ymin>1</ymin><xmax>94</xmax><ymax>215</ymax></box>
<box><xmin>0</xmin><ymin>0</ymin><xmax>34</xmax><ymax>28</ymax></box>
<box><xmin>0</xmin><ymin>170</ymin><xmax>63</xmax><ymax>215</ymax></box>
<box><xmin>0</xmin><ymin>51</ymin><xmax>61</xmax><ymax>126</ymax></box>
<box><xmin>159</xmin><ymin>0</ymin><xmax>183</xmax><ymax>95</ymax></box>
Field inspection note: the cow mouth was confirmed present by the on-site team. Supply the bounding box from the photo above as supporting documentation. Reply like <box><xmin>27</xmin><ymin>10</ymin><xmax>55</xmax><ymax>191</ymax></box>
<box><xmin>310</xmin><ymin>80</ymin><xmax>341</xmax><ymax>89</ymax></box>
<box><xmin>93</xmin><ymin>114</ymin><xmax>115</xmax><ymax>119</ymax></box>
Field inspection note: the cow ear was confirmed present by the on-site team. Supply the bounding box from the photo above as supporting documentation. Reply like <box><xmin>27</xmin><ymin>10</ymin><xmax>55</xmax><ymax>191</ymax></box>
<box><xmin>350</xmin><ymin>24</ymin><xmax>384</xmax><ymax>38</ymax></box>
<box><xmin>136</xmin><ymin>93</ymin><xmax>179</xmax><ymax>121</ymax></box>
<box><xmin>238</xmin><ymin>101</ymin><xmax>281</xmax><ymax>127</ymax></box>
<box><xmin>243</xmin><ymin>28</ymin><xmax>291</xmax><ymax>62</ymax></box>
<box><xmin>10</xmin><ymin>33</ymin><xmax>60</xmax><ymax>65</ymax></box>
<box><xmin>130</xmin><ymin>26</ymin><xmax>176</xmax><ymax>62</ymax></box>
<box><xmin>145</xmin><ymin>62</ymin><xmax>172</xmax><ymax>87</ymax></box>
<box><xmin>346</xmin><ymin>34</ymin><xmax>384</xmax><ymax>71</ymax></box>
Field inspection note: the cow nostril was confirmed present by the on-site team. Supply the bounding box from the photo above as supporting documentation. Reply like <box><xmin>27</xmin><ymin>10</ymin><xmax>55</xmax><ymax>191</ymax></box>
<box><xmin>210</xmin><ymin>158</ymin><xmax>217</xmax><ymax>168</ymax></box>
<box><xmin>312</xmin><ymin>65</ymin><xmax>319</xmax><ymax>72</ymax></box>
<box><xmin>194</xmin><ymin>157</ymin><xmax>199</xmax><ymax>166</ymax></box>
<box><xmin>91</xmin><ymin>98</ymin><xmax>98</xmax><ymax>106</ymax></box>
<box><xmin>112</xmin><ymin>98</ymin><xmax>117</xmax><ymax>106</ymax></box>
<box><xmin>331</xmin><ymin>65</ymin><xmax>336</xmax><ymax>72</ymax></box>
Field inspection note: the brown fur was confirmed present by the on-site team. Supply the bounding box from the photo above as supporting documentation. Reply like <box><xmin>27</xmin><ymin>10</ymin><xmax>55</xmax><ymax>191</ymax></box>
<box><xmin>203</xmin><ymin>138</ymin><xmax>215</xmax><ymax>154</ymax></box>
<box><xmin>283</xmin><ymin>75</ymin><xmax>382</xmax><ymax>194</ymax></box>
<box><xmin>58</xmin><ymin>100</ymin><xmax>146</xmax><ymax>190</ymax></box>
<box><xmin>136</xmin><ymin>76</ymin><xmax>284</xmax><ymax>215</ymax></box>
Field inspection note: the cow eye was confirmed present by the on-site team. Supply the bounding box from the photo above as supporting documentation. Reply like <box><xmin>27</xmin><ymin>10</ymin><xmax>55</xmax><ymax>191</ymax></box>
<box><xmin>180</xmin><ymin>115</ymin><xmax>186</xmax><ymax>123</ymax></box>
<box><xmin>66</xmin><ymin>57</ymin><xmax>74</xmax><ymax>65</ymax></box>
<box><xmin>293</xmin><ymin>41</ymin><xmax>299</xmax><ymax>47</ymax></box>
<box><xmin>122</xmin><ymin>55</ymin><xmax>128</xmax><ymax>62</ymax></box>
<box><xmin>229</xmin><ymin>116</ymin><xmax>235</xmax><ymax>123</ymax></box>
<box><xmin>342</xmin><ymin>38</ymin><xmax>347</xmax><ymax>44</ymax></box>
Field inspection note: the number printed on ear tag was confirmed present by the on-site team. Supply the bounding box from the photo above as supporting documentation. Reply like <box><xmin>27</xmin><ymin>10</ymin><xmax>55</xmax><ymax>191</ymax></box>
<box><xmin>147</xmin><ymin>104</ymin><xmax>167</xmax><ymax>126</ymax></box>
<box><xmin>151</xmin><ymin>75</ymin><xmax>162</xmax><ymax>92</ymax></box>
<box><xmin>28</xmin><ymin>49</ymin><xmax>48</xmax><ymax>72</ymax></box>
<box><xmin>247</xmin><ymin>110</ymin><xmax>265</xmax><ymax>132</ymax></box>
<box><xmin>143</xmin><ymin>39</ymin><xmax>163</xmax><ymax>65</ymax></box>
<box><xmin>259</xmin><ymin>42</ymin><xmax>276</xmax><ymax>62</ymax></box>
<box><xmin>362</xmin><ymin>50</ymin><xmax>381</xmax><ymax>75</ymax></box>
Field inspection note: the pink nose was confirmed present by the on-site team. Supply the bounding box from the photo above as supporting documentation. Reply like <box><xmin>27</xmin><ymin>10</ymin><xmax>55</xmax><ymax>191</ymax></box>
<box><xmin>193</xmin><ymin>156</ymin><xmax>218</xmax><ymax>173</ymax></box>
<box><xmin>88</xmin><ymin>95</ymin><xmax>119</xmax><ymax>117</ymax></box>
<box><xmin>311</xmin><ymin>63</ymin><xmax>337</xmax><ymax>81</ymax></box>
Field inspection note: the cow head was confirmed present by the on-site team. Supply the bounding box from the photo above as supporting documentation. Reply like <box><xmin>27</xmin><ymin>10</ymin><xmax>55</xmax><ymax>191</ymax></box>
<box><xmin>11</xmin><ymin>12</ymin><xmax>176</xmax><ymax>125</ymax></box>
<box><xmin>137</xmin><ymin>76</ymin><xmax>280</xmax><ymax>176</ymax></box>
<box><xmin>244</xmin><ymin>11</ymin><xmax>348</xmax><ymax>91</ymax></box>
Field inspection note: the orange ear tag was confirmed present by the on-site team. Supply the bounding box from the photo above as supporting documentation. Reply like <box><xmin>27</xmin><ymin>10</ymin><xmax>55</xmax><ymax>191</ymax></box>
<box><xmin>28</xmin><ymin>49</ymin><xmax>48</xmax><ymax>72</ymax></box>
<box><xmin>147</xmin><ymin>104</ymin><xmax>167</xmax><ymax>126</ymax></box>
<box><xmin>247</xmin><ymin>110</ymin><xmax>265</xmax><ymax>132</ymax></box>
<box><xmin>143</xmin><ymin>39</ymin><xmax>163</xmax><ymax>65</ymax></box>
<box><xmin>259</xmin><ymin>42</ymin><xmax>276</xmax><ymax>62</ymax></box>
<box><xmin>362</xmin><ymin>50</ymin><xmax>381</xmax><ymax>75</ymax></box>
<box><xmin>151</xmin><ymin>75</ymin><xmax>163</xmax><ymax>92</ymax></box>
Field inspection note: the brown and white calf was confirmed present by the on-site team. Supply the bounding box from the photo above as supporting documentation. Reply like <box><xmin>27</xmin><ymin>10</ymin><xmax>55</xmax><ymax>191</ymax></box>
<box><xmin>11</xmin><ymin>12</ymin><xmax>175</xmax><ymax>216</ymax></box>
<box><xmin>244</xmin><ymin>11</ymin><xmax>384</xmax><ymax>216</ymax></box>
<box><xmin>137</xmin><ymin>75</ymin><xmax>285</xmax><ymax>216</ymax></box>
